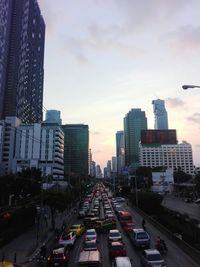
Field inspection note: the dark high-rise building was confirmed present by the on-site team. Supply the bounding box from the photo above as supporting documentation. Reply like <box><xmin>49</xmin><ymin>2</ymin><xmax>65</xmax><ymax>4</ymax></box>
<box><xmin>0</xmin><ymin>0</ymin><xmax>45</xmax><ymax>123</ymax></box>
<box><xmin>124</xmin><ymin>108</ymin><xmax>147</xmax><ymax>169</ymax></box>
<box><xmin>62</xmin><ymin>124</ymin><xmax>89</xmax><ymax>176</ymax></box>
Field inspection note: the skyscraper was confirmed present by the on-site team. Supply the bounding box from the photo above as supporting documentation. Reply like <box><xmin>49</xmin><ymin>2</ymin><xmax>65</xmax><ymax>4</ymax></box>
<box><xmin>116</xmin><ymin>131</ymin><xmax>125</xmax><ymax>174</ymax></box>
<box><xmin>62</xmin><ymin>124</ymin><xmax>89</xmax><ymax>176</ymax></box>
<box><xmin>152</xmin><ymin>99</ymin><xmax>168</xmax><ymax>130</ymax></box>
<box><xmin>46</xmin><ymin>110</ymin><xmax>62</xmax><ymax>125</ymax></box>
<box><xmin>124</xmin><ymin>108</ymin><xmax>147</xmax><ymax>169</ymax></box>
<box><xmin>0</xmin><ymin>0</ymin><xmax>45</xmax><ymax>123</ymax></box>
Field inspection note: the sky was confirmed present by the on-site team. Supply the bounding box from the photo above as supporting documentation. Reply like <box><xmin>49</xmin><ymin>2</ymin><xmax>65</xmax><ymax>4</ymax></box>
<box><xmin>38</xmin><ymin>0</ymin><xmax>200</xmax><ymax>169</ymax></box>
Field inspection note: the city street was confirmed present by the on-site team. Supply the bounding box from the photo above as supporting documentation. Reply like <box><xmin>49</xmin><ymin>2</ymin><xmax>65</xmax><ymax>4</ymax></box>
<box><xmin>162</xmin><ymin>194</ymin><xmax>200</xmax><ymax>221</ymax></box>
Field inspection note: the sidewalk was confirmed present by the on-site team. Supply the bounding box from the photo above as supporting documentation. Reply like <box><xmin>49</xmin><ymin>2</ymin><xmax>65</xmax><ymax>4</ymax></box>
<box><xmin>0</xmin><ymin>205</ymin><xmax>78</xmax><ymax>265</ymax></box>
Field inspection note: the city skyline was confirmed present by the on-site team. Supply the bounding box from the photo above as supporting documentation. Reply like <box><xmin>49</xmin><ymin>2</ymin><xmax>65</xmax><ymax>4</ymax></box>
<box><xmin>38</xmin><ymin>0</ymin><xmax>200</xmax><ymax>169</ymax></box>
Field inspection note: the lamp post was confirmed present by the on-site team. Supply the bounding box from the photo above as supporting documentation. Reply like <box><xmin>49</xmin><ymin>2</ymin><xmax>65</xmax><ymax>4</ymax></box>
<box><xmin>182</xmin><ymin>85</ymin><xmax>200</xmax><ymax>90</ymax></box>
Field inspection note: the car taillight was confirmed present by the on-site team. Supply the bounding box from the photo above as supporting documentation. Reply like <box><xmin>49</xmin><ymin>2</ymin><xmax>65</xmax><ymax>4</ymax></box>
<box><xmin>63</xmin><ymin>255</ymin><xmax>67</xmax><ymax>260</ymax></box>
<box><xmin>47</xmin><ymin>256</ymin><xmax>52</xmax><ymax>261</ymax></box>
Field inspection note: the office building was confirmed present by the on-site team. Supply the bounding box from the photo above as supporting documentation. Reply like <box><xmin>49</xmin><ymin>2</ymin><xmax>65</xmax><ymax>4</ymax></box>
<box><xmin>46</xmin><ymin>110</ymin><xmax>62</xmax><ymax>125</ymax></box>
<box><xmin>62</xmin><ymin>124</ymin><xmax>89</xmax><ymax>176</ymax></box>
<box><xmin>15</xmin><ymin>121</ymin><xmax>64</xmax><ymax>179</ymax></box>
<box><xmin>139</xmin><ymin>141</ymin><xmax>194</xmax><ymax>175</ymax></box>
<box><xmin>124</xmin><ymin>108</ymin><xmax>147</xmax><ymax>169</ymax></box>
<box><xmin>116</xmin><ymin>131</ymin><xmax>125</xmax><ymax>174</ymax></box>
<box><xmin>0</xmin><ymin>117</ymin><xmax>21</xmax><ymax>174</ymax></box>
<box><xmin>96</xmin><ymin>165</ymin><xmax>102</xmax><ymax>178</ymax></box>
<box><xmin>0</xmin><ymin>0</ymin><xmax>45</xmax><ymax>123</ymax></box>
<box><xmin>152</xmin><ymin>99</ymin><xmax>168</xmax><ymax>130</ymax></box>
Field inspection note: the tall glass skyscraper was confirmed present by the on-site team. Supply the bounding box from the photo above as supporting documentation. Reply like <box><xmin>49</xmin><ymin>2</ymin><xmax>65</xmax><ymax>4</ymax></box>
<box><xmin>62</xmin><ymin>124</ymin><xmax>89</xmax><ymax>176</ymax></box>
<box><xmin>0</xmin><ymin>0</ymin><xmax>45</xmax><ymax>123</ymax></box>
<box><xmin>116</xmin><ymin>130</ymin><xmax>125</xmax><ymax>174</ymax></box>
<box><xmin>124</xmin><ymin>108</ymin><xmax>147</xmax><ymax>169</ymax></box>
<box><xmin>152</xmin><ymin>99</ymin><xmax>168</xmax><ymax>130</ymax></box>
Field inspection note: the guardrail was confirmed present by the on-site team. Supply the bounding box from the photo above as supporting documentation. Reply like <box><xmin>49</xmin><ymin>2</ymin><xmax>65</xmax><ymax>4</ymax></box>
<box><xmin>134</xmin><ymin>205</ymin><xmax>200</xmax><ymax>265</ymax></box>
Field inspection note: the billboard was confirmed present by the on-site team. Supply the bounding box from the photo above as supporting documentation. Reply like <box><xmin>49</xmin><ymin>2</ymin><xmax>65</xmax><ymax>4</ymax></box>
<box><xmin>141</xmin><ymin>130</ymin><xmax>177</xmax><ymax>145</ymax></box>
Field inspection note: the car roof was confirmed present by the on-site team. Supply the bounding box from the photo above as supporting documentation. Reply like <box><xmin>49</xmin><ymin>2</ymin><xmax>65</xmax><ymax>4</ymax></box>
<box><xmin>109</xmin><ymin>229</ymin><xmax>119</xmax><ymax>233</ymax></box>
<box><xmin>115</xmin><ymin>257</ymin><xmax>132</xmax><ymax>266</ymax></box>
<box><xmin>133</xmin><ymin>228</ymin><xmax>145</xmax><ymax>233</ymax></box>
<box><xmin>144</xmin><ymin>249</ymin><xmax>160</xmax><ymax>255</ymax></box>
<box><xmin>86</xmin><ymin>229</ymin><xmax>96</xmax><ymax>232</ymax></box>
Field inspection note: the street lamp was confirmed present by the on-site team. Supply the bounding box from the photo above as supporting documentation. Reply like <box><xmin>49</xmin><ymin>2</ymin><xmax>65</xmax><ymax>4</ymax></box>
<box><xmin>182</xmin><ymin>85</ymin><xmax>200</xmax><ymax>90</ymax></box>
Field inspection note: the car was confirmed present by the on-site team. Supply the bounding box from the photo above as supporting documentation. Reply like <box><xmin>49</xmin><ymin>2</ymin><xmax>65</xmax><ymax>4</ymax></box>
<box><xmin>106</xmin><ymin>213</ymin><xmax>115</xmax><ymax>220</ymax></box>
<box><xmin>47</xmin><ymin>245</ymin><xmax>69</xmax><ymax>267</ymax></box>
<box><xmin>78</xmin><ymin>210</ymin><xmax>86</xmax><ymax>218</ymax></box>
<box><xmin>109</xmin><ymin>241</ymin><xmax>126</xmax><ymax>259</ymax></box>
<box><xmin>85</xmin><ymin>229</ymin><xmax>97</xmax><ymax>242</ymax></box>
<box><xmin>112</xmin><ymin>256</ymin><xmax>134</xmax><ymax>267</ymax></box>
<box><xmin>122</xmin><ymin>222</ymin><xmax>136</xmax><ymax>233</ymax></box>
<box><xmin>140</xmin><ymin>249</ymin><xmax>167</xmax><ymax>267</ymax></box>
<box><xmin>128</xmin><ymin>228</ymin><xmax>150</xmax><ymax>249</ymax></box>
<box><xmin>77</xmin><ymin>250</ymin><xmax>101</xmax><ymax>267</ymax></box>
<box><xmin>94</xmin><ymin>219</ymin><xmax>116</xmax><ymax>233</ymax></box>
<box><xmin>194</xmin><ymin>198</ymin><xmax>200</xmax><ymax>204</ymax></box>
<box><xmin>108</xmin><ymin>229</ymin><xmax>122</xmax><ymax>244</ymax></box>
<box><xmin>115</xmin><ymin>197</ymin><xmax>126</xmax><ymax>203</ymax></box>
<box><xmin>67</xmin><ymin>224</ymin><xmax>85</xmax><ymax>236</ymax></box>
<box><xmin>58</xmin><ymin>231</ymin><xmax>76</xmax><ymax>247</ymax></box>
<box><xmin>83</xmin><ymin>240</ymin><xmax>98</xmax><ymax>251</ymax></box>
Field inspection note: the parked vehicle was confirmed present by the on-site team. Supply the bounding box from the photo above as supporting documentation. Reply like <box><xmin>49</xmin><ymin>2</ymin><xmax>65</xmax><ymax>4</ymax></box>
<box><xmin>128</xmin><ymin>228</ymin><xmax>150</xmax><ymax>249</ymax></box>
<box><xmin>140</xmin><ymin>249</ymin><xmax>167</xmax><ymax>267</ymax></box>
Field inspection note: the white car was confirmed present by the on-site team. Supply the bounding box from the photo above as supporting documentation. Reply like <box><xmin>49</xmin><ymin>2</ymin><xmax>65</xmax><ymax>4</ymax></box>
<box><xmin>85</xmin><ymin>229</ymin><xmax>97</xmax><ymax>242</ymax></box>
<box><xmin>108</xmin><ymin>229</ymin><xmax>122</xmax><ymax>243</ymax></box>
<box><xmin>59</xmin><ymin>231</ymin><xmax>76</xmax><ymax>247</ymax></box>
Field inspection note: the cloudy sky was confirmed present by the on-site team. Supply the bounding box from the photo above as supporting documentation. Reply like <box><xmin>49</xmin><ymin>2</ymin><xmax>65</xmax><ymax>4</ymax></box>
<box><xmin>38</xmin><ymin>0</ymin><xmax>200</xmax><ymax>169</ymax></box>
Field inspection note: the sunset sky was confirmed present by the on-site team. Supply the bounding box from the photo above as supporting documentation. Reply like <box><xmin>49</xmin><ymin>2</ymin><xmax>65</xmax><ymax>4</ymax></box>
<box><xmin>38</xmin><ymin>0</ymin><xmax>200</xmax><ymax>169</ymax></box>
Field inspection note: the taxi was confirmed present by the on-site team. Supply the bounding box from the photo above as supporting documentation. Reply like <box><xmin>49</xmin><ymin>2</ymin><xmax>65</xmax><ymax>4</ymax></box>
<box><xmin>67</xmin><ymin>224</ymin><xmax>85</xmax><ymax>236</ymax></box>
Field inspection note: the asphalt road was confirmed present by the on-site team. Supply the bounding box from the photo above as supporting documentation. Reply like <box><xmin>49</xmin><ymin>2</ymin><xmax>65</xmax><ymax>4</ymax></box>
<box><xmin>31</xmin><ymin>189</ymin><xmax>200</xmax><ymax>267</ymax></box>
<box><xmin>162</xmin><ymin>194</ymin><xmax>200</xmax><ymax>221</ymax></box>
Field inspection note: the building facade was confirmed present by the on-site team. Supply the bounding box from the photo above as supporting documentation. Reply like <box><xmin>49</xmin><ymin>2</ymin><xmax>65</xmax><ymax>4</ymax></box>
<box><xmin>62</xmin><ymin>124</ymin><xmax>89</xmax><ymax>176</ymax></box>
<box><xmin>0</xmin><ymin>117</ymin><xmax>21</xmax><ymax>174</ymax></box>
<box><xmin>116</xmin><ymin>130</ymin><xmax>125</xmax><ymax>174</ymax></box>
<box><xmin>46</xmin><ymin>110</ymin><xmax>62</xmax><ymax>125</ymax></box>
<box><xmin>152</xmin><ymin>99</ymin><xmax>168</xmax><ymax>130</ymax></box>
<box><xmin>15</xmin><ymin>121</ymin><xmax>64</xmax><ymax>179</ymax></box>
<box><xmin>0</xmin><ymin>0</ymin><xmax>45</xmax><ymax>123</ymax></box>
<box><xmin>139</xmin><ymin>142</ymin><xmax>194</xmax><ymax>175</ymax></box>
<box><xmin>124</xmin><ymin>108</ymin><xmax>147</xmax><ymax>169</ymax></box>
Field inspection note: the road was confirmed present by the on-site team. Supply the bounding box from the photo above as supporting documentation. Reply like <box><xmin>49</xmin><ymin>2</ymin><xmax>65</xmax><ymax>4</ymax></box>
<box><xmin>30</xmin><ymin>189</ymin><xmax>200</xmax><ymax>267</ymax></box>
<box><xmin>162</xmin><ymin>194</ymin><xmax>200</xmax><ymax>221</ymax></box>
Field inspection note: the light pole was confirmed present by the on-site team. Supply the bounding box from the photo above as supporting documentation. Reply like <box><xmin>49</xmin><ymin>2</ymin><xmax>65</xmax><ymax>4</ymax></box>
<box><xmin>182</xmin><ymin>85</ymin><xmax>200</xmax><ymax>90</ymax></box>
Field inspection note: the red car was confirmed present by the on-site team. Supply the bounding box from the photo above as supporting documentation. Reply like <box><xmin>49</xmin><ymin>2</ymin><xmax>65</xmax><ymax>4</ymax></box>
<box><xmin>122</xmin><ymin>222</ymin><xmax>136</xmax><ymax>233</ymax></box>
<box><xmin>109</xmin><ymin>241</ymin><xmax>127</xmax><ymax>259</ymax></box>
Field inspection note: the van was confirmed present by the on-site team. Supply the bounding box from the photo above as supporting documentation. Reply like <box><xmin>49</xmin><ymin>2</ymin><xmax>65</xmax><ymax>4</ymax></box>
<box><xmin>112</xmin><ymin>256</ymin><xmax>134</xmax><ymax>267</ymax></box>
<box><xmin>118</xmin><ymin>211</ymin><xmax>133</xmax><ymax>226</ymax></box>
<box><xmin>77</xmin><ymin>250</ymin><xmax>101</xmax><ymax>267</ymax></box>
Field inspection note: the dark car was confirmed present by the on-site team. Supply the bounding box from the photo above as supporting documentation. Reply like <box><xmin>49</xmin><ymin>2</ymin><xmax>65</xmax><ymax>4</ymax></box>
<box><xmin>47</xmin><ymin>245</ymin><xmax>69</xmax><ymax>267</ymax></box>
<box><xmin>109</xmin><ymin>241</ymin><xmax>126</xmax><ymax>259</ymax></box>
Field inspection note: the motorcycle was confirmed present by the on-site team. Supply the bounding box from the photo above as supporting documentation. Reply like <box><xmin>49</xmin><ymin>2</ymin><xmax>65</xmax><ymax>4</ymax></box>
<box><xmin>156</xmin><ymin>240</ymin><xmax>168</xmax><ymax>255</ymax></box>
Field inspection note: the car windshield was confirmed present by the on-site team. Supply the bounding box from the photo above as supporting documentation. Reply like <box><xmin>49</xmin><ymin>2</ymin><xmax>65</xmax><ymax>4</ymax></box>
<box><xmin>84</xmin><ymin>243</ymin><xmax>97</xmax><ymax>250</ymax></box>
<box><xmin>147</xmin><ymin>253</ymin><xmax>162</xmax><ymax>261</ymax></box>
<box><xmin>137</xmin><ymin>232</ymin><xmax>148</xmax><ymax>239</ymax></box>
<box><xmin>71</xmin><ymin>225</ymin><xmax>79</xmax><ymax>230</ymax></box>
<box><xmin>110</xmin><ymin>232</ymin><xmax>120</xmax><ymax>237</ymax></box>
<box><xmin>87</xmin><ymin>231</ymin><xmax>95</xmax><ymax>236</ymax></box>
<box><xmin>112</xmin><ymin>245</ymin><xmax>124</xmax><ymax>250</ymax></box>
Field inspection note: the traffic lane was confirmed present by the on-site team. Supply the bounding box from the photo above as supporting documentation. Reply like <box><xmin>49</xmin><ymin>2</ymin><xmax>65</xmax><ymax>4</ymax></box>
<box><xmin>124</xmin><ymin>203</ymin><xmax>200</xmax><ymax>267</ymax></box>
<box><xmin>162</xmin><ymin>195</ymin><xmax>200</xmax><ymax>221</ymax></box>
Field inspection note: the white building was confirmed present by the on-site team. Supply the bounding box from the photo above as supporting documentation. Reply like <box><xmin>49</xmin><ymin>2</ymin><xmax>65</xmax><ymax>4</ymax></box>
<box><xmin>139</xmin><ymin>142</ymin><xmax>194</xmax><ymax>175</ymax></box>
<box><xmin>15</xmin><ymin>121</ymin><xmax>64</xmax><ymax>179</ymax></box>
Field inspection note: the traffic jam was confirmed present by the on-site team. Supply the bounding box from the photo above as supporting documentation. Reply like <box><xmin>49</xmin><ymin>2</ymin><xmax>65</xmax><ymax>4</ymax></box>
<box><xmin>43</xmin><ymin>183</ymin><xmax>168</xmax><ymax>267</ymax></box>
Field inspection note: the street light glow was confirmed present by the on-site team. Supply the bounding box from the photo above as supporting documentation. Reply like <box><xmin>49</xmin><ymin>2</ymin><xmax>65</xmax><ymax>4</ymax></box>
<box><xmin>182</xmin><ymin>85</ymin><xmax>200</xmax><ymax>90</ymax></box>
